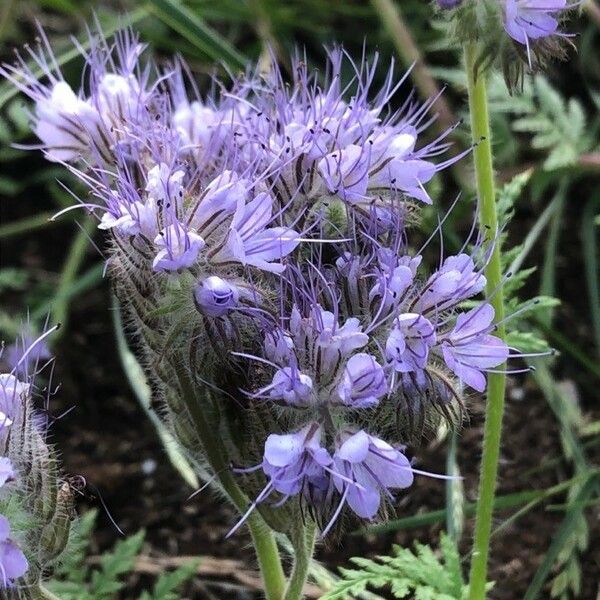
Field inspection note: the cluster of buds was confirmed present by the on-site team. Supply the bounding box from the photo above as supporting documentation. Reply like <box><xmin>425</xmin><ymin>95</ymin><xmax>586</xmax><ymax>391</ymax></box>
<box><xmin>437</xmin><ymin>0</ymin><xmax>575</xmax><ymax>87</ymax></box>
<box><xmin>0</xmin><ymin>330</ymin><xmax>73</xmax><ymax>596</ymax></box>
<box><xmin>2</xmin><ymin>29</ymin><xmax>525</xmax><ymax>537</ymax></box>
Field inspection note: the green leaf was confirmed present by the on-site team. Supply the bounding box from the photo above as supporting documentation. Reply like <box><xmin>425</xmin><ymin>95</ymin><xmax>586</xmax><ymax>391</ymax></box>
<box><xmin>147</xmin><ymin>0</ymin><xmax>247</xmax><ymax>70</ymax></box>
<box><xmin>321</xmin><ymin>533</ymin><xmax>469</xmax><ymax>600</ymax></box>
<box><xmin>139</xmin><ymin>559</ymin><xmax>200</xmax><ymax>600</ymax></box>
<box><xmin>90</xmin><ymin>530</ymin><xmax>145</xmax><ymax>599</ymax></box>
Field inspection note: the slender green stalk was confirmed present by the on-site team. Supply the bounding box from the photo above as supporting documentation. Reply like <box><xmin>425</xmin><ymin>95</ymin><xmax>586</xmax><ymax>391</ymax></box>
<box><xmin>35</xmin><ymin>585</ymin><xmax>62</xmax><ymax>600</ymax></box>
<box><xmin>174</xmin><ymin>363</ymin><xmax>286</xmax><ymax>600</ymax></box>
<box><xmin>285</xmin><ymin>521</ymin><xmax>317</xmax><ymax>600</ymax></box>
<box><xmin>464</xmin><ymin>44</ymin><xmax>507</xmax><ymax>600</ymax></box>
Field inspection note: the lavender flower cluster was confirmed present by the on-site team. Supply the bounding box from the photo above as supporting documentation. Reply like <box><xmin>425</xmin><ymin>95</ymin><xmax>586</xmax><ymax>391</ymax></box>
<box><xmin>2</xmin><ymin>32</ymin><xmax>518</xmax><ymax>535</ymax></box>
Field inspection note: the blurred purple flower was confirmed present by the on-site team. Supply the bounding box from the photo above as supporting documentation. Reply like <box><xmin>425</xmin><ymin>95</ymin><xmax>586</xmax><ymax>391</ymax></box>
<box><xmin>0</xmin><ymin>516</ymin><xmax>28</xmax><ymax>588</ymax></box>
<box><xmin>0</xmin><ymin>459</ymin><xmax>15</xmax><ymax>488</ymax></box>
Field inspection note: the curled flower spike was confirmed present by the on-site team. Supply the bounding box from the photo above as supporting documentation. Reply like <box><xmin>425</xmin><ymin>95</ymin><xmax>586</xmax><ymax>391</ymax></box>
<box><xmin>3</xmin><ymin>24</ymin><xmax>535</xmax><ymax>541</ymax></box>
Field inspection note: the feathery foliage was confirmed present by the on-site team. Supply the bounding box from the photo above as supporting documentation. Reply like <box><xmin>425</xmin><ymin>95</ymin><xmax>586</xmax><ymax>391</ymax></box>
<box><xmin>321</xmin><ymin>533</ymin><xmax>488</xmax><ymax>599</ymax></box>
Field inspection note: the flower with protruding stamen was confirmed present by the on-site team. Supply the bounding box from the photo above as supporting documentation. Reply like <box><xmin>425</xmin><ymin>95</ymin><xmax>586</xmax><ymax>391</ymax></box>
<box><xmin>332</xmin><ymin>430</ymin><xmax>413</xmax><ymax>520</ymax></box>
<box><xmin>441</xmin><ymin>304</ymin><xmax>509</xmax><ymax>392</ymax></box>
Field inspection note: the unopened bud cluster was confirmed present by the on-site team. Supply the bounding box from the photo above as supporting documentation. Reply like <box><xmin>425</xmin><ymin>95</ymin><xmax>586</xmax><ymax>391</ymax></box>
<box><xmin>0</xmin><ymin>334</ymin><xmax>73</xmax><ymax>596</ymax></box>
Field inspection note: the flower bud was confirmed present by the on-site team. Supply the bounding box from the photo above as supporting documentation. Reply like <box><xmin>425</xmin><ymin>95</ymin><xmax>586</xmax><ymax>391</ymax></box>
<box><xmin>194</xmin><ymin>276</ymin><xmax>240</xmax><ymax>317</ymax></box>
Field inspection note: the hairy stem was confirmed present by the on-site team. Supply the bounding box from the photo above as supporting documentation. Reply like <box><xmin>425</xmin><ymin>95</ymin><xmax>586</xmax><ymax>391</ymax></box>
<box><xmin>464</xmin><ymin>44</ymin><xmax>507</xmax><ymax>600</ymax></box>
<box><xmin>285</xmin><ymin>521</ymin><xmax>317</xmax><ymax>600</ymax></box>
<box><xmin>174</xmin><ymin>363</ymin><xmax>286</xmax><ymax>600</ymax></box>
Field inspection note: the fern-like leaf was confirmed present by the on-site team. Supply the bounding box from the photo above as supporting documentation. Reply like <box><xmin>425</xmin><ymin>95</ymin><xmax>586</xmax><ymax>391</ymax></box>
<box><xmin>321</xmin><ymin>533</ymin><xmax>472</xmax><ymax>600</ymax></box>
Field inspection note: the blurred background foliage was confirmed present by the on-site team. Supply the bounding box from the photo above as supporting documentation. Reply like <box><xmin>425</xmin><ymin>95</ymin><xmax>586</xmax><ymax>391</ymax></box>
<box><xmin>0</xmin><ymin>1</ymin><xmax>599</xmax><ymax>598</ymax></box>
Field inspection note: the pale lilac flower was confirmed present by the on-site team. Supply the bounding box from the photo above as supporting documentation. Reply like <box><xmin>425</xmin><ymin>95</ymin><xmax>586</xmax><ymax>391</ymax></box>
<box><xmin>268</xmin><ymin>367</ymin><xmax>314</xmax><ymax>406</ymax></box>
<box><xmin>34</xmin><ymin>81</ymin><xmax>102</xmax><ymax>163</ymax></box>
<box><xmin>332</xmin><ymin>430</ymin><xmax>413</xmax><ymax>520</ymax></box>
<box><xmin>145</xmin><ymin>163</ymin><xmax>186</xmax><ymax>208</ymax></box>
<box><xmin>152</xmin><ymin>223</ymin><xmax>205</xmax><ymax>272</ymax></box>
<box><xmin>386</xmin><ymin>314</ymin><xmax>436</xmax><ymax>373</ymax></box>
<box><xmin>172</xmin><ymin>100</ymin><xmax>219</xmax><ymax>151</ymax></box>
<box><xmin>504</xmin><ymin>0</ymin><xmax>567</xmax><ymax>46</ymax></box>
<box><xmin>216</xmin><ymin>192</ymin><xmax>300</xmax><ymax>274</ymax></box>
<box><xmin>337</xmin><ymin>353</ymin><xmax>387</xmax><ymax>408</ymax></box>
<box><xmin>194</xmin><ymin>276</ymin><xmax>240</xmax><ymax>317</ymax></box>
<box><xmin>441</xmin><ymin>304</ymin><xmax>509</xmax><ymax>392</ymax></box>
<box><xmin>262</xmin><ymin>423</ymin><xmax>331</xmax><ymax>497</ymax></box>
<box><xmin>311</xmin><ymin>307</ymin><xmax>369</xmax><ymax>373</ymax></box>
<box><xmin>0</xmin><ymin>459</ymin><xmax>15</xmax><ymax>488</ymax></box>
<box><xmin>227</xmin><ymin>423</ymin><xmax>332</xmax><ymax>537</ymax></box>
<box><xmin>0</xmin><ymin>375</ymin><xmax>29</xmax><ymax>431</ymax></box>
<box><xmin>0</xmin><ymin>516</ymin><xmax>28</xmax><ymax>588</ymax></box>
<box><xmin>318</xmin><ymin>145</ymin><xmax>370</xmax><ymax>204</ymax></box>
<box><xmin>415</xmin><ymin>253</ymin><xmax>486</xmax><ymax>314</ymax></box>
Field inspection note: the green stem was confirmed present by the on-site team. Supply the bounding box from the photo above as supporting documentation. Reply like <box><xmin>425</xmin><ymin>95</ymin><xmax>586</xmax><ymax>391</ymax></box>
<box><xmin>285</xmin><ymin>521</ymin><xmax>317</xmax><ymax>600</ymax></box>
<box><xmin>464</xmin><ymin>44</ymin><xmax>507</xmax><ymax>600</ymax></box>
<box><xmin>174</xmin><ymin>364</ymin><xmax>286</xmax><ymax>600</ymax></box>
<box><xmin>35</xmin><ymin>584</ymin><xmax>62</xmax><ymax>600</ymax></box>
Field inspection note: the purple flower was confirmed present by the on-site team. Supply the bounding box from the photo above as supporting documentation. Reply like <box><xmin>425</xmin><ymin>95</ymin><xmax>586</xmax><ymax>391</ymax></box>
<box><xmin>0</xmin><ymin>375</ymin><xmax>29</xmax><ymax>432</ymax></box>
<box><xmin>264</xmin><ymin>330</ymin><xmax>295</xmax><ymax>365</ymax></box>
<box><xmin>189</xmin><ymin>171</ymin><xmax>246</xmax><ymax>231</ymax></box>
<box><xmin>267</xmin><ymin>367</ymin><xmax>313</xmax><ymax>406</ymax></box>
<box><xmin>0</xmin><ymin>459</ymin><xmax>15</xmax><ymax>488</ymax></box>
<box><xmin>145</xmin><ymin>163</ymin><xmax>185</xmax><ymax>207</ymax></box>
<box><xmin>504</xmin><ymin>0</ymin><xmax>567</xmax><ymax>47</ymax></box>
<box><xmin>34</xmin><ymin>81</ymin><xmax>102</xmax><ymax>163</ymax></box>
<box><xmin>216</xmin><ymin>192</ymin><xmax>300</xmax><ymax>273</ymax></box>
<box><xmin>173</xmin><ymin>99</ymin><xmax>219</xmax><ymax>151</ymax></box>
<box><xmin>369</xmin><ymin>263</ymin><xmax>415</xmax><ymax>312</ymax></box>
<box><xmin>318</xmin><ymin>145</ymin><xmax>370</xmax><ymax>203</ymax></box>
<box><xmin>194</xmin><ymin>276</ymin><xmax>240</xmax><ymax>317</ymax></box>
<box><xmin>227</xmin><ymin>423</ymin><xmax>332</xmax><ymax>537</ymax></box>
<box><xmin>311</xmin><ymin>307</ymin><xmax>369</xmax><ymax>373</ymax></box>
<box><xmin>337</xmin><ymin>353</ymin><xmax>387</xmax><ymax>408</ymax></box>
<box><xmin>0</xmin><ymin>516</ymin><xmax>28</xmax><ymax>588</ymax></box>
<box><xmin>440</xmin><ymin>304</ymin><xmax>509</xmax><ymax>392</ymax></box>
<box><xmin>438</xmin><ymin>0</ymin><xmax>462</xmax><ymax>7</ymax></box>
<box><xmin>415</xmin><ymin>253</ymin><xmax>486</xmax><ymax>314</ymax></box>
<box><xmin>385</xmin><ymin>314</ymin><xmax>436</xmax><ymax>373</ymax></box>
<box><xmin>152</xmin><ymin>222</ymin><xmax>205</xmax><ymax>272</ymax></box>
<box><xmin>262</xmin><ymin>423</ymin><xmax>332</xmax><ymax>496</ymax></box>
<box><xmin>332</xmin><ymin>430</ymin><xmax>413</xmax><ymax>520</ymax></box>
